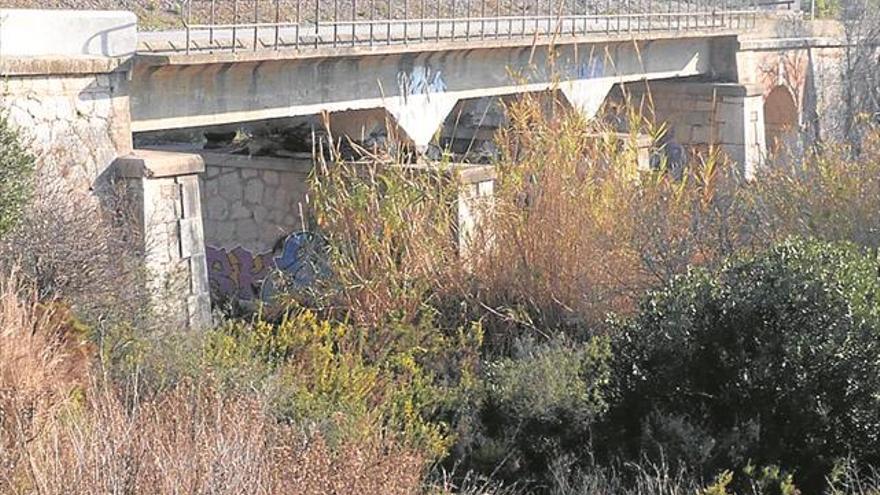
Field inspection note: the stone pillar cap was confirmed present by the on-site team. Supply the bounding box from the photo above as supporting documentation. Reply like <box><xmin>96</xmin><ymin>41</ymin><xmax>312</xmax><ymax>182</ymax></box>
<box><xmin>115</xmin><ymin>149</ymin><xmax>205</xmax><ymax>178</ymax></box>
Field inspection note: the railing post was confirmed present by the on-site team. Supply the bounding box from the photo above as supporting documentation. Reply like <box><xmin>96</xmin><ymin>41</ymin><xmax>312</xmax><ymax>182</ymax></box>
<box><xmin>495</xmin><ymin>0</ymin><xmax>500</xmax><ymax>38</ymax></box>
<box><xmin>185</xmin><ymin>0</ymin><xmax>191</xmax><ymax>54</ymax></box>
<box><xmin>451</xmin><ymin>0</ymin><xmax>456</xmax><ymax>39</ymax></box>
<box><xmin>481</xmin><ymin>0</ymin><xmax>485</xmax><ymax>40</ymax></box>
<box><xmin>232</xmin><ymin>0</ymin><xmax>238</xmax><ymax>52</ymax></box>
<box><xmin>352</xmin><ymin>0</ymin><xmax>357</xmax><ymax>46</ymax></box>
<box><xmin>253</xmin><ymin>0</ymin><xmax>259</xmax><ymax>50</ymax></box>
<box><xmin>465</xmin><ymin>0</ymin><xmax>470</xmax><ymax>40</ymax></box>
<box><xmin>275</xmin><ymin>0</ymin><xmax>281</xmax><ymax>48</ymax></box>
<box><xmin>210</xmin><ymin>0</ymin><xmax>216</xmax><ymax>48</ymax></box>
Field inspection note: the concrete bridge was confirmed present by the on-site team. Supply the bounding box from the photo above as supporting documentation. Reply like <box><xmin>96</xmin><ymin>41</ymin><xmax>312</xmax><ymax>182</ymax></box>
<box><xmin>0</xmin><ymin>4</ymin><xmax>845</xmax><ymax>327</ymax></box>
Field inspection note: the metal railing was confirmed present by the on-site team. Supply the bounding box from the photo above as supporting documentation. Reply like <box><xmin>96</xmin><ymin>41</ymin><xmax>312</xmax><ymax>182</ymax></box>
<box><xmin>173</xmin><ymin>0</ymin><xmax>799</xmax><ymax>53</ymax></box>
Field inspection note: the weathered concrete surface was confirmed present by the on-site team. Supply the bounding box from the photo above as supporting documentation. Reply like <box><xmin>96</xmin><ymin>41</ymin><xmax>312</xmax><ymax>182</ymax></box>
<box><xmin>117</xmin><ymin>149</ymin><xmax>212</xmax><ymax>329</ymax></box>
<box><xmin>130</xmin><ymin>36</ymin><xmax>728</xmax><ymax>146</ymax></box>
<box><xmin>0</xmin><ymin>9</ymin><xmax>137</xmax><ymax>58</ymax></box>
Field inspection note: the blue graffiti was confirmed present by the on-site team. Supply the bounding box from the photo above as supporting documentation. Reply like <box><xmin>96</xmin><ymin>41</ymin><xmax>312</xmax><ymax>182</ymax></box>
<box><xmin>398</xmin><ymin>65</ymin><xmax>448</xmax><ymax>98</ymax></box>
<box><xmin>575</xmin><ymin>56</ymin><xmax>605</xmax><ymax>80</ymax></box>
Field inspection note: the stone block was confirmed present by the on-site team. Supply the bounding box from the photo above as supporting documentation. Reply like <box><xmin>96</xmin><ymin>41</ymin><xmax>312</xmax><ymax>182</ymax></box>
<box><xmin>178</xmin><ymin>175</ymin><xmax>202</xmax><ymax>219</ymax></box>
<box><xmin>205</xmin><ymin>195</ymin><xmax>229</xmax><ymax>221</ymax></box>
<box><xmin>244</xmin><ymin>179</ymin><xmax>265</xmax><ymax>203</ymax></box>
<box><xmin>190</xmin><ymin>253</ymin><xmax>210</xmax><ymax>296</ymax></box>
<box><xmin>187</xmin><ymin>293</ymin><xmax>213</xmax><ymax>330</ymax></box>
<box><xmin>116</xmin><ymin>149</ymin><xmax>205</xmax><ymax>179</ymax></box>
<box><xmin>179</xmin><ymin>217</ymin><xmax>205</xmax><ymax>259</ymax></box>
<box><xmin>230</xmin><ymin>201</ymin><xmax>251</xmax><ymax>220</ymax></box>
<box><xmin>236</xmin><ymin>220</ymin><xmax>259</xmax><ymax>242</ymax></box>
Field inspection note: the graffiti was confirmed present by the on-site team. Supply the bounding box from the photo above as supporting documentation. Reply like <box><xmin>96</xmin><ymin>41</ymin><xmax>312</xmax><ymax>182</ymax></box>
<box><xmin>398</xmin><ymin>64</ymin><xmax>447</xmax><ymax>100</ymax></box>
<box><xmin>206</xmin><ymin>246</ymin><xmax>273</xmax><ymax>301</ymax></box>
<box><xmin>575</xmin><ymin>55</ymin><xmax>605</xmax><ymax>80</ymax></box>
<box><xmin>206</xmin><ymin>231</ymin><xmax>327</xmax><ymax>301</ymax></box>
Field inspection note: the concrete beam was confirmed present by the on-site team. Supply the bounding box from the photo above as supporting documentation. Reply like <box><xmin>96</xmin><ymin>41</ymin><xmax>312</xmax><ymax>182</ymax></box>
<box><xmin>0</xmin><ymin>9</ymin><xmax>137</xmax><ymax>59</ymax></box>
<box><xmin>130</xmin><ymin>37</ymin><xmax>724</xmax><ymax>133</ymax></box>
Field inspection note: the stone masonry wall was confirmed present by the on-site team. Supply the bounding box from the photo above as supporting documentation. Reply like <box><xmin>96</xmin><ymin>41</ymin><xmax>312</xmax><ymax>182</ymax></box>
<box><xmin>200</xmin><ymin>154</ymin><xmax>312</xmax><ymax>301</ymax></box>
<box><xmin>1</xmin><ymin>70</ymin><xmax>132</xmax><ymax>194</ymax></box>
<box><xmin>201</xmin><ymin>156</ymin><xmax>311</xmax><ymax>253</ymax></box>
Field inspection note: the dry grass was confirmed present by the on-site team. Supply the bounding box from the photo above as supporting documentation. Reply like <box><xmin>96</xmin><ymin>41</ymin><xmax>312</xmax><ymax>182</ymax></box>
<box><xmin>0</xmin><ymin>270</ymin><xmax>428</xmax><ymax>495</ymax></box>
<box><xmin>462</xmin><ymin>92</ymin><xmax>758</xmax><ymax>336</ymax></box>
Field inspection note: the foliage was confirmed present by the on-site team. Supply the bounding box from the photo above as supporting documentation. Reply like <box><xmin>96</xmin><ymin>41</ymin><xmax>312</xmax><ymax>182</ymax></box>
<box><xmin>608</xmin><ymin>239</ymin><xmax>880</xmax><ymax>491</ymax></box>
<box><xmin>0</xmin><ymin>113</ymin><xmax>33</xmax><ymax>236</ymax></box>
<box><xmin>468</xmin><ymin>92</ymin><xmax>758</xmax><ymax>341</ymax></box>
<box><xmin>755</xmin><ymin>126</ymin><xmax>880</xmax><ymax>249</ymax></box>
<box><xmin>309</xmin><ymin>154</ymin><xmax>463</xmax><ymax>327</ymax></box>
<box><xmin>203</xmin><ymin>309</ymin><xmax>483</xmax><ymax>459</ymax></box>
<box><xmin>460</xmin><ymin>336</ymin><xmax>611</xmax><ymax>487</ymax></box>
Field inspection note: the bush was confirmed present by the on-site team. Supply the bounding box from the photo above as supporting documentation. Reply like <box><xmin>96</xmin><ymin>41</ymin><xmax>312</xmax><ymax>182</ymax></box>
<box><xmin>0</xmin><ymin>113</ymin><xmax>33</xmax><ymax>236</ymax></box>
<box><xmin>203</xmin><ymin>310</ymin><xmax>483</xmax><ymax>460</ymax></box>
<box><xmin>608</xmin><ymin>239</ymin><xmax>880</xmax><ymax>491</ymax></box>
<box><xmin>461</xmin><ymin>336</ymin><xmax>612</xmax><ymax>487</ymax></box>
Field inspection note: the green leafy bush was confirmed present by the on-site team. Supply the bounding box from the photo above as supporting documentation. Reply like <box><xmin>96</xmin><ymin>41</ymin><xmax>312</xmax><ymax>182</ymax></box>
<box><xmin>0</xmin><ymin>113</ymin><xmax>33</xmax><ymax>235</ymax></box>
<box><xmin>462</xmin><ymin>336</ymin><xmax>612</xmax><ymax>486</ymax></box>
<box><xmin>608</xmin><ymin>239</ymin><xmax>880</xmax><ymax>490</ymax></box>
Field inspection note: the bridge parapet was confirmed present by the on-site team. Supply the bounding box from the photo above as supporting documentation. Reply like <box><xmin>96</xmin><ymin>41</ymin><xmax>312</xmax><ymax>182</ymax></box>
<box><xmin>141</xmin><ymin>0</ymin><xmax>801</xmax><ymax>53</ymax></box>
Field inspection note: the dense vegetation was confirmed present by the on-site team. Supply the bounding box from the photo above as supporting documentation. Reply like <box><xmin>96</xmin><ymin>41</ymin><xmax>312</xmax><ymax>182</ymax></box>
<box><xmin>4</xmin><ymin>89</ymin><xmax>880</xmax><ymax>494</ymax></box>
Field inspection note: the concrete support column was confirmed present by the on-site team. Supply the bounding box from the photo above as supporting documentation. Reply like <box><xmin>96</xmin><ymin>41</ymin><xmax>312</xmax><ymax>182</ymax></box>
<box><xmin>385</xmin><ymin>94</ymin><xmax>459</xmax><ymax>149</ymax></box>
<box><xmin>456</xmin><ymin>164</ymin><xmax>496</xmax><ymax>257</ymax></box>
<box><xmin>116</xmin><ymin>151</ymin><xmax>212</xmax><ymax>330</ymax></box>
<box><xmin>560</xmin><ymin>79</ymin><xmax>616</xmax><ymax>120</ymax></box>
<box><xmin>715</xmin><ymin>85</ymin><xmax>766</xmax><ymax>178</ymax></box>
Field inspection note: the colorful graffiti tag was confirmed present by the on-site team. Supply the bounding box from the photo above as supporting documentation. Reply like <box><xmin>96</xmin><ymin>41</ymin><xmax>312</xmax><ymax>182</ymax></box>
<box><xmin>206</xmin><ymin>231</ymin><xmax>326</xmax><ymax>301</ymax></box>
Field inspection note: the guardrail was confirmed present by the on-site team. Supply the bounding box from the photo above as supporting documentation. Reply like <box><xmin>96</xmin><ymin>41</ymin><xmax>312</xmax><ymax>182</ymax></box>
<box><xmin>174</xmin><ymin>0</ymin><xmax>799</xmax><ymax>53</ymax></box>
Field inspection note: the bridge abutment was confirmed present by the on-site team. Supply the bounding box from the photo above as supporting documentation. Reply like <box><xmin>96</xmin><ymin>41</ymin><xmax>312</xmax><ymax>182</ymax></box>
<box><xmin>0</xmin><ymin>9</ymin><xmax>211</xmax><ymax>329</ymax></box>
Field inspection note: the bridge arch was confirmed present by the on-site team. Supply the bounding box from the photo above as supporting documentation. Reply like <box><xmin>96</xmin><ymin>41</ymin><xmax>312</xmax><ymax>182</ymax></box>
<box><xmin>763</xmin><ymin>85</ymin><xmax>799</xmax><ymax>156</ymax></box>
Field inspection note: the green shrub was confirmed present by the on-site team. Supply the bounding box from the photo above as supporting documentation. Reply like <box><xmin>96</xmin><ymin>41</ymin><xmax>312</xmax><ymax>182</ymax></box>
<box><xmin>0</xmin><ymin>113</ymin><xmax>33</xmax><ymax>235</ymax></box>
<box><xmin>608</xmin><ymin>239</ymin><xmax>880</xmax><ymax>491</ymax></box>
<box><xmin>463</xmin><ymin>336</ymin><xmax>612</xmax><ymax>487</ymax></box>
<box><xmin>203</xmin><ymin>310</ymin><xmax>483</xmax><ymax>460</ymax></box>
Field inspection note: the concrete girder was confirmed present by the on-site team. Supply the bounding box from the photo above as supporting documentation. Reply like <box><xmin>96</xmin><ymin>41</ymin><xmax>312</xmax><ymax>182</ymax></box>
<box><xmin>130</xmin><ymin>36</ymin><xmax>722</xmax><ymax>133</ymax></box>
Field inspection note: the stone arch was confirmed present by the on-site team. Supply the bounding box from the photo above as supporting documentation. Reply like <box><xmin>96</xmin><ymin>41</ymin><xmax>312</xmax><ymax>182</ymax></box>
<box><xmin>763</xmin><ymin>85</ymin><xmax>799</xmax><ymax>156</ymax></box>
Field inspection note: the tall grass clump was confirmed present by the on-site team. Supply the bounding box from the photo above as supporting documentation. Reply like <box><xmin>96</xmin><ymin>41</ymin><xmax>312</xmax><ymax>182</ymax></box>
<box><xmin>469</xmin><ymin>91</ymin><xmax>759</xmax><ymax>338</ymax></box>
<box><xmin>756</xmin><ymin>123</ymin><xmax>880</xmax><ymax>249</ymax></box>
<box><xmin>0</xmin><ymin>270</ymin><xmax>430</xmax><ymax>495</ymax></box>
